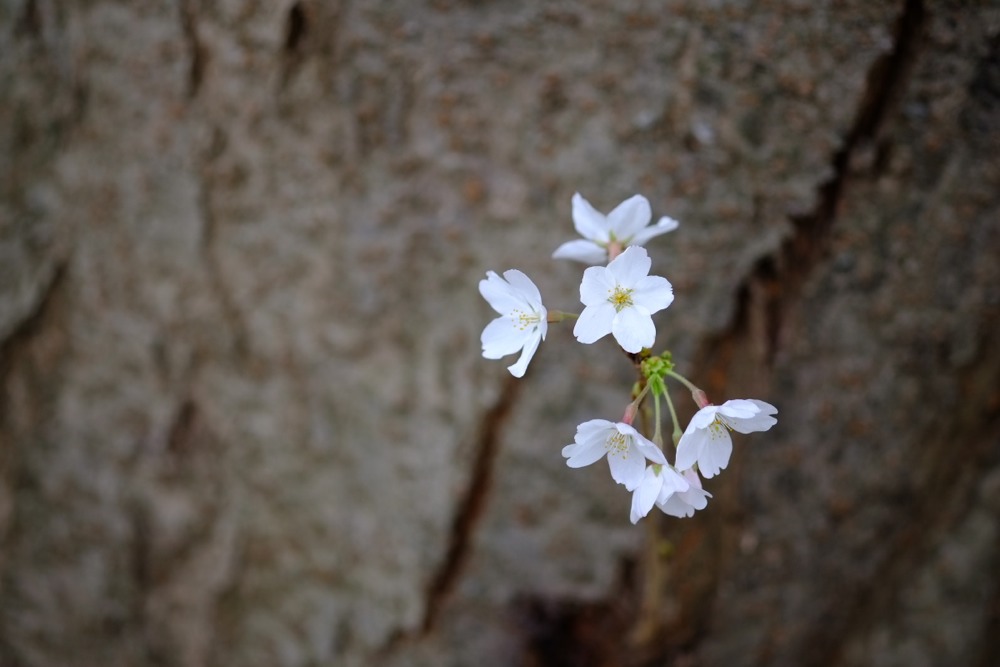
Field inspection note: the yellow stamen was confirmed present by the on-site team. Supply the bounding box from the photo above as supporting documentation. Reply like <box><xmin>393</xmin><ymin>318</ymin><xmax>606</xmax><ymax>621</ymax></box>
<box><xmin>510</xmin><ymin>309</ymin><xmax>540</xmax><ymax>331</ymax></box>
<box><xmin>606</xmin><ymin>432</ymin><xmax>630</xmax><ymax>458</ymax></box>
<box><xmin>708</xmin><ymin>417</ymin><xmax>733</xmax><ymax>440</ymax></box>
<box><xmin>608</xmin><ymin>286</ymin><xmax>634</xmax><ymax>312</ymax></box>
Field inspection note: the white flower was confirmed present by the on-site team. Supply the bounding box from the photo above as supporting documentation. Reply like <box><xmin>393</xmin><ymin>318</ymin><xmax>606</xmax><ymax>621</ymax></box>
<box><xmin>573</xmin><ymin>246</ymin><xmax>673</xmax><ymax>353</ymax></box>
<box><xmin>629</xmin><ymin>464</ymin><xmax>690</xmax><ymax>524</ymax></box>
<box><xmin>657</xmin><ymin>468</ymin><xmax>712</xmax><ymax>518</ymax></box>
<box><xmin>562</xmin><ymin>419</ymin><xmax>667</xmax><ymax>491</ymax></box>
<box><xmin>552</xmin><ymin>193</ymin><xmax>680</xmax><ymax>265</ymax></box>
<box><xmin>479</xmin><ymin>270</ymin><xmax>547</xmax><ymax>378</ymax></box>
<box><xmin>674</xmin><ymin>399</ymin><xmax>778</xmax><ymax>478</ymax></box>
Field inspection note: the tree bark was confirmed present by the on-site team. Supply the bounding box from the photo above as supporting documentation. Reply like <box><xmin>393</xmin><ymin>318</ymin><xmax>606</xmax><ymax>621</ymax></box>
<box><xmin>1</xmin><ymin>1</ymin><xmax>998</xmax><ymax>666</ymax></box>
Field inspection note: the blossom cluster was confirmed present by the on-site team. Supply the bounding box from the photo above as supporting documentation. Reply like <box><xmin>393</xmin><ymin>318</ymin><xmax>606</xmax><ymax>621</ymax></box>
<box><xmin>479</xmin><ymin>193</ymin><xmax>777</xmax><ymax>524</ymax></box>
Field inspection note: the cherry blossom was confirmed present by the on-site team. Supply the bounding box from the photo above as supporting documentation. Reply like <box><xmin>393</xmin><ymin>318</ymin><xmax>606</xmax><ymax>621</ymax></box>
<box><xmin>573</xmin><ymin>246</ymin><xmax>673</xmax><ymax>353</ymax></box>
<box><xmin>629</xmin><ymin>464</ymin><xmax>690</xmax><ymax>524</ymax></box>
<box><xmin>562</xmin><ymin>419</ymin><xmax>667</xmax><ymax>491</ymax></box>
<box><xmin>479</xmin><ymin>270</ymin><xmax>547</xmax><ymax>378</ymax></box>
<box><xmin>552</xmin><ymin>193</ymin><xmax>679</xmax><ymax>265</ymax></box>
<box><xmin>674</xmin><ymin>399</ymin><xmax>778</xmax><ymax>478</ymax></box>
<box><xmin>657</xmin><ymin>468</ymin><xmax>712</xmax><ymax>518</ymax></box>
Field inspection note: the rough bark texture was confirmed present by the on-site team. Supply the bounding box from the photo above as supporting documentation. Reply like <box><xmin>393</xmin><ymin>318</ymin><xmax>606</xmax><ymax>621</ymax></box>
<box><xmin>1</xmin><ymin>1</ymin><xmax>999</xmax><ymax>666</ymax></box>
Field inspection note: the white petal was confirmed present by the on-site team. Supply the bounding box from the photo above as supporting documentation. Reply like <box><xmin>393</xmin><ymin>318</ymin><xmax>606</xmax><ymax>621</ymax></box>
<box><xmin>481</xmin><ymin>317</ymin><xmax>530</xmax><ymax>359</ymax></box>
<box><xmin>680</xmin><ymin>468</ymin><xmax>704</xmax><ymax>489</ymax></box>
<box><xmin>658</xmin><ymin>479</ymin><xmax>711</xmax><ymax>516</ymax></box>
<box><xmin>631</xmin><ymin>275</ymin><xmax>674</xmax><ymax>315</ymax></box>
<box><xmin>717</xmin><ymin>399</ymin><xmax>759</xmax><ymax>420</ymax></box>
<box><xmin>675</xmin><ymin>427</ymin><xmax>709</xmax><ymax>471</ymax></box>
<box><xmin>502</xmin><ymin>269</ymin><xmax>543</xmax><ymax>305</ymax></box>
<box><xmin>730</xmin><ymin>412</ymin><xmax>778</xmax><ymax>434</ymax></box>
<box><xmin>657</xmin><ymin>493</ymin><xmax>695</xmax><ymax>518</ymax></box>
<box><xmin>564</xmin><ymin>437</ymin><xmax>609</xmax><ymax>468</ymax></box>
<box><xmin>552</xmin><ymin>239</ymin><xmax>608</xmax><ymax>265</ymax></box>
<box><xmin>630</xmin><ymin>216</ymin><xmax>679</xmax><ymax>246</ymax></box>
<box><xmin>681</xmin><ymin>486</ymin><xmax>711</xmax><ymax>511</ymax></box>
<box><xmin>607</xmin><ymin>195</ymin><xmax>651</xmax><ymax>240</ymax></box>
<box><xmin>506</xmin><ymin>332</ymin><xmax>541</xmax><ymax>378</ymax></box>
<box><xmin>632</xmin><ymin>435</ymin><xmax>668</xmax><ymax>465</ymax></box>
<box><xmin>752</xmin><ymin>400</ymin><xmax>778</xmax><ymax>416</ymax></box>
<box><xmin>606</xmin><ymin>245</ymin><xmax>651</xmax><ymax>287</ymax></box>
<box><xmin>579</xmin><ymin>266</ymin><xmax>617</xmax><ymax>306</ymax></box>
<box><xmin>697</xmin><ymin>430</ymin><xmax>733</xmax><ymax>479</ymax></box>
<box><xmin>689</xmin><ymin>406</ymin><xmax>719</xmax><ymax>430</ymax></box>
<box><xmin>722</xmin><ymin>399</ymin><xmax>777</xmax><ymax>433</ymax></box>
<box><xmin>630</xmin><ymin>467</ymin><xmax>662</xmax><ymax>524</ymax></box>
<box><xmin>571</xmin><ymin>193</ymin><xmax>610</xmax><ymax>242</ymax></box>
<box><xmin>611</xmin><ymin>305</ymin><xmax>655</xmax><ymax>353</ymax></box>
<box><xmin>479</xmin><ymin>272</ymin><xmax>525</xmax><ymax>314</ymax></box>
<box><xmin>608</xmin><ymin>446</ymin><xmax>647</xmax><ymax>491</ymax></box>
<box><xmin>574</xmin><ymin>303</ymin><xmax>616</xmax><ymax>344</ymax></box>
<box><xmin>657</xmin><ymin>466</ymin><xmax>691</xmax><ymax>497</ymax></box>
<box><xmin>576</xmin><ymin>419</ymin><xmax>615</xmax><ymax>438</ymax></box>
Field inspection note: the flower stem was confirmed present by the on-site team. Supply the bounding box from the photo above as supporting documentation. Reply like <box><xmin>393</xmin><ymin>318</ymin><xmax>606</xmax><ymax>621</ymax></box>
<box><xmin>665</xmin><ymin>369</ymin><xmax>697</xmax><ymax>393</ymax></box>
<box><xmin>623</xmin><ymin>381</ymin><xmax>652</xmax><ymax>425</ymax></box>
<box><xmin>652</xmin><ymin>391</ymin><xmax>663</xmax><ymax>447</ymax></box>
<box><xmin>666</xmin><ymin>370</ymin><xmax>710</xmax><ymax>408</ymax></box>
<box><xmin>546</xmin><ymin>310</ymin><xmax>579</xmax><ymax>323</ymax></box>
<box><xmin>663</xmin><ymin>387</ymin><xmax>683</xmax><ymax>447</ymax></box>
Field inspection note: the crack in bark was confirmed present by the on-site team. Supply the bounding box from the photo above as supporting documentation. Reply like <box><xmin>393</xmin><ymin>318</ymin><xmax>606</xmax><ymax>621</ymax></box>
<box><xmin>15</xmin><ymin>0</ymin><xmax>41</xmax><ymax>39</ymax></box>
<box><xmin>278</xmin><ymin>1</ymin><xmax>309</xmax><ymax>90</ymax></box>
<box><xmin>0</xmin><ymin>260</ymin><xmax>68</xmax><ymax>408</ymax></box>
<box><xmin>696</xmin><ymin>0</ymin><xmax>926</xmax><ymax>379</ymax></box>
<box><xmin>420</xmin><ymin>374</ymin><xmax>522</xmax><ymax>635</ymax></box>
<box><xmin>0</xmin><ymin>258</ymin><xmax>68</xmax><ymax>659</ymax></box>
<box><xmin>277</xmin><ymin>1</ymin><xmax>345</xmax><ymax>93</ymax></box>
<box><xmin>678</xmin><ymin>0</ymin><xmax>929</xmax><ymax>663</ymax></box>
<box><xmin>977</xmin><ymin>523</ymin><xmax>1000</xmax><ymax>667</ymax></box>
<box><xmin>179</xmin><ymin>0</ymin><xmax>205</xmax><ymax>99</ymax></box>
<box><xmin>792</xmin><ymin>22</ymin><xmax>1000</xmax><ymax>664</ymax></box>
<box><xmin>514</xmin><ymin>556</ymin><xmax>638</xmax><ymax>667</ymax></box>
<box><xmin>197</xmin><ymin>129</ymin><xmax>250</xmax><ymax>361</ymax></box>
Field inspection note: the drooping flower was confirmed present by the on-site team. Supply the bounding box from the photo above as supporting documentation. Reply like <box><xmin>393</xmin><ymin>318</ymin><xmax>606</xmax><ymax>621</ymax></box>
<box><xmin>573</xmin><ymin>246</ymin><xmax>673</xmax><ymax>353</ymax></box>
<box><xmin>657</xmin><ymin>468</ymin><xmax>712</xmax><ymax>518</ymax></box>
<box><xmin>674</xmin><ymin>399</ymin><xmax>778</xmax><ymax>478</ymax></box>
<box><xmin>552</xmin><ymin>193</ymin><xmax>680</xmax><ymax>265</ymax></box>
<box><xmin>629</xmin><ymin>464</ymin><xmax>690</xmax><ymax>524</ymax></box>
<box><xmin>562</xmin><ymin>419</ymin><xmax>667</xmax><ymax>491</ymax></box>
<box><xmin>479</xmin><ymin>270</ymin><xmax>547</xmax><ymax>378</ymax></box>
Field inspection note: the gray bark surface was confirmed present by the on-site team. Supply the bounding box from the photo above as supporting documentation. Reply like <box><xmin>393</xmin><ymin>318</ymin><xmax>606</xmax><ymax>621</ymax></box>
<box><xmin>1</xmin><ymin>1</ymin><xmax>998</xmax><ymax>666</ymax></box>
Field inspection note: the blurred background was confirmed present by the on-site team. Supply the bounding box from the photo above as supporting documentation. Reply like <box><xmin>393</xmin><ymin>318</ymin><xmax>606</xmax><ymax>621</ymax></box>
<box><xmin>2</xmin><ymin>1</ymin><xmax>999</xmax><ymax>666</ymax></box>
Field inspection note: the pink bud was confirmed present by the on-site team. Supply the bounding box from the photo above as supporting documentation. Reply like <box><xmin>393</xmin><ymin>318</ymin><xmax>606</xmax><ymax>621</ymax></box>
<box><xmin>622</xmin><ymin>402</ymin><xmax>637</xmax><ymax>425</ymax></box>
<box><xmin>692</xmin><ymin>389</ymin><xmax>710</xmax><ymax>409</ymax></box>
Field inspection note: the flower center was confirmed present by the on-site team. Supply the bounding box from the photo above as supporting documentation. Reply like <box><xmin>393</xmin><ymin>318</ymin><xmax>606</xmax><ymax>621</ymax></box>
<box><xmin>510</xmin><ymin>308</ymin><xmax>540</xmax><ymax>331</ymax></box>
<box><xmin>608</xmin><ymin>286</ymin><xmax>634</xmax><ymax>312</ymax></box>
<box><xmin>605</xmin><ymin>432</ymin><xmax>630</xmax><ymax>457</ymax></box>
<box><xmin>709</xmin><ymin>417</ymin><xmax>733</xmax><ymax>439</ymax></box>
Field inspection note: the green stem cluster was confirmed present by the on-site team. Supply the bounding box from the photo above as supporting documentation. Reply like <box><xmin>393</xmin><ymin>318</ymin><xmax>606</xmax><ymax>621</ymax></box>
<box><xmin>634</xmin><ymin>351</ymin><xmax>704</xmax><ymax>448</ymax></box>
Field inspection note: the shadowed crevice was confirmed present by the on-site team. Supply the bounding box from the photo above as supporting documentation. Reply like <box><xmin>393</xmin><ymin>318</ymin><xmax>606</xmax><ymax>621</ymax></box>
<box><xmin>978</xmin><ymin>526</ymin><xmax>1000</xmax><ymax>667</ymax></box>
<box><xmin>196</xmin><ymin>127</ymin><xmax>250</xmax><ymax>361</ymax></box>
<box><xmin>681</xmin><ymin>0</ymin><xmax>930</xmax><ymax>663</ymax></box>
<box><xmin>514</xmin><ymin>557</ymin><xmax>638</xmax><ymax>667</ymax></box>
<box><xmin>696</xmin><ymin>0</ymin><xmax>926</xmax><ymax>378</ymax></box>
<box><xmin>15</xmin><ymin>0</ymin><xmax>41</xmax><ymax>39</ymax></box>
<box><xmin>0</xmin><ymin>261</ymin><xmax>68</xmax><ymax>409</ymax></box>
<box><xmin>278</xmin><ymin>0</ymin><xmax>309</xmax><ymax>89</ymax></box>
<box><xmin>420</xmin><ymin>374</ymin><xmax>522</xmax><ymax>634</ymax></box>
<box><xmin>179</xmin><ymin>0</ymin><xmax>206</xmax><ymax>99</ymax></box>
<box><xmin>0</xmin><ymin>259</ymin><xmax>69</xmax><ymax>666</ymax></box>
